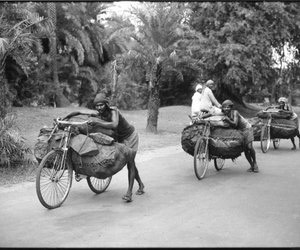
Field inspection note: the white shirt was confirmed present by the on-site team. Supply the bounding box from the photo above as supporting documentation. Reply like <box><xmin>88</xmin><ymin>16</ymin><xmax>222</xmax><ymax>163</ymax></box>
<box><xmin>198</xmin><ymin>87</ymin><xmax>221</xmax><ymax>112</ymax></box>
<box><xmin>191</xmin><ymin>92</ymin><xmax>202</xmax><ymax>117</ymax></box>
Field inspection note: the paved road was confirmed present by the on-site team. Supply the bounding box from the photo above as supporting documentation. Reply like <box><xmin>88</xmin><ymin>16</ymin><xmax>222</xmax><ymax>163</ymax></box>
<box><xmin>0</xmin><ymin>140</ymin><xmax>300</xmax><ymax>247</ymax></box>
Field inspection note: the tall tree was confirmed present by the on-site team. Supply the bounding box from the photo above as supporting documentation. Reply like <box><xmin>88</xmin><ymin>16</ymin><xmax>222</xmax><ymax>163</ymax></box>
<box><xmin>187</xmin><ymin>2</ymin><xmax>300</xmax><ymax>105</ymax></box>
<box><xmin>128</xmin><ymin>2</ymin><xmax>194</xmax><ymax>133</ymax></box>
<box><xmin>47</xmin><ymin>2</ymin><xmax>133</xmax><ymax>106</ymax></box>
<box><xmin>0</xmin><ymin>2</ymin><xmax>52</xmax><ymax>117</ymax></box>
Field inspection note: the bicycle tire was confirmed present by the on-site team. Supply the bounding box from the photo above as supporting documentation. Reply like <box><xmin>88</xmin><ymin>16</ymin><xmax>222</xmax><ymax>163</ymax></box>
<box><xmin>214</xmin><ymin>158</ymin><xmax>225</xmax><ymax>171</ymax></box>
<box><xmin>260</xmin><ymin>125</ymin><xmax>271</xmax><ymax>153</ymax></box>
<box><xmin>194</xmin><ymin>137</ymin><xmax>209</xmax><ymax>180</ymax></box>
<box><xmin>87</xmin><ymin>176</ymin><xmax>112</xmax><ymax>194</ymax></box>
<box><xmin>36</xmin><ymin>149</ymin><xmax>73</xmax><ymax>209</ymax></box>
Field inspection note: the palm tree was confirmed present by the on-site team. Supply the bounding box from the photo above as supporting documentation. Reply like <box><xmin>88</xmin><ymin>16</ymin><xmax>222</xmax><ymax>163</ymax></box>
<box><xmin>48</xmin><ymin>2</ymin><xmax>133</xmax><ymax>106</ymax></box>
<box><xmin>128</xmin><ymin>2</ymin><xmax>196</xmax><ymax>133</ymax></box>
<box><xmin>47</xmin><ymin>2</ymin><xmax>67</xmax><ymax>107</ymax></box>
<box><xmin>0</xmin><ymin>2</ymin><xmax>52</xmax><ymax>117</ymax></box>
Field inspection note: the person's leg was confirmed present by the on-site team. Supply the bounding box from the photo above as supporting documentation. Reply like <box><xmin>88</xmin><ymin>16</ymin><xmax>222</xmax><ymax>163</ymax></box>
<box><xmin>243</xmin><ymin>128</ymin><xmax>258</xmax><ymax>172</ymax></box>
<box><xmin>248</xmin><ymin>143</ymin><xmax>259</xmax><ymax>172</ymax></box>
<box><xmin>122</xmin><ymin>159</ymin><xmax>135</xmax><ymax>202</ymax></box>
<box><xmin>244</xmin><ymin>149</ymin><xmax>254</xmax><ymax>172</ymax></box>
<box><xmin>291</xmin><ymin>137</ymin><xmax>296</xmax><ymax>150</ymax></box>
<box><xmin>131</xmin><ymin>156</ymin><xmax>145</xmax><ymax>195</ymax></box>
<box><xmin>123</xmin><ymin>130</ymin><xmax>145</xmax><ymax>195</ymax></box>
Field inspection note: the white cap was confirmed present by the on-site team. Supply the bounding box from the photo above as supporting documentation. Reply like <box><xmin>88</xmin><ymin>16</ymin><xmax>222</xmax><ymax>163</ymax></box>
<box><xmin>278</xmin><ymin>97</ymin><xmax>288</xmax><ymax>103</ymax></box>
<box><xmin>195</xmin><ymin>84</ymin><xmax>203</xmax><ymax>92</ymax></box>
<box><xmin>206</xmin><ymin>79</ymin><xmax>214</xmax><ymax>85</ymax></box>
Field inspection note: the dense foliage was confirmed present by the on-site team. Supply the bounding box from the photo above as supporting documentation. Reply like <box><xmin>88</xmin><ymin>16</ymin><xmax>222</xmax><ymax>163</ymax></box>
<box><xmin>1</xmin><ymin>1</ymin><xmax>300</xmax><ymax>167</ymax></box>
<box><xmin>187</xmin><ymin>2</ymin><xmax>300</xmax><ymax>104</ymax></box>
<box><xmin>2</xmin><ymin>2</ymin><xmax>300</xmax><ymax>111</ymax></box>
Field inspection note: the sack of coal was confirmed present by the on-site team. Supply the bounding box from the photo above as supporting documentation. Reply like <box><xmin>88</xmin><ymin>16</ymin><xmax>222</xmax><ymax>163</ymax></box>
<box><xmin>257</xmin><ymin>110</ymin><xmax>292</xmax><ymax>119</ymax></box>
<box><xmin>181</xmin><ymin>123</ymin><xmax>244</xmax><ymax>159</ymax></box>
<box><xmin>248</xmin><ymin>117</ymin><xmax>264</xmax><ymax>141</ymax></box>
<box><xmin>270</xmin><ymin>118</ymin><xmax>298</xmax><ymax>139</ymax></box>
<box><xmin>208</xmin><ymin>127</ymin><xmax>244</xmax><ymax>159</ymax></box>
<box><xmin>70</xmin><ymin>142</ymin><xmax>130</xmax><ymax>178</ymax></box>
<box><xmin>33</xmin><ymin>127</ymin><xmax>64</xmax><ymax>162</ymax></box>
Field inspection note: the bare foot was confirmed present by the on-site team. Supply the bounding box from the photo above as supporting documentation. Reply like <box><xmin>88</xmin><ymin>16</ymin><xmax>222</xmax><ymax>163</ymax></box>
<box><xmin>122</xmin><ymin>194</ymin><xmax>132</xmax><ymax>202</ymax></box>
<box><xmin>252</xmin><ymin>164</ymin><xmax>259</xmax><ymax>173</ymax></box>
<box><xmin>136</xmin><ymin>184</ymin><xmax>145</xmax><ymax>195</ymax></box>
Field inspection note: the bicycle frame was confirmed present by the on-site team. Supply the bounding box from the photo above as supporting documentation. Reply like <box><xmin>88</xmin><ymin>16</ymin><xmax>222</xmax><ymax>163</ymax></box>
<box><xmin>49</xmin><ymin>119</ymin><xmax>88</xmax><ymax>180</ymax></box>
<box><xmin>201</xmin><ymin>120</ymin><xmax>211</xmax><ymax>158</ymax></box>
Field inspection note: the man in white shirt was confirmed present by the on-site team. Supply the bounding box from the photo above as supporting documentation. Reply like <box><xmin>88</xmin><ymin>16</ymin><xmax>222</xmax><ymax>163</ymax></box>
<box><xmin>191</xmin><ymin>83</ymin><xmax>203</xmax><ymax>119</ymax></box>
<box><xmin>198</xmin><ymin>79</ymin><xmax>222</xmax><ymax>115</ymax></box>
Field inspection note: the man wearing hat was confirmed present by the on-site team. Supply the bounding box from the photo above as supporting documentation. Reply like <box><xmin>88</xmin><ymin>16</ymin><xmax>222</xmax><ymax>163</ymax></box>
<box><xmin>221</xmin><ymin>99</ymin><xmax>259</xmax><ymax>173</ymax></box>
<box><xmin>273</xmin><ymin>97</ymin><xmax>300</xmax><ymax>150</ymax></box>
<box><xmin>64</xmin><ymin>93</ymin><xmax>145</xmax><ymax>199</ymax></box>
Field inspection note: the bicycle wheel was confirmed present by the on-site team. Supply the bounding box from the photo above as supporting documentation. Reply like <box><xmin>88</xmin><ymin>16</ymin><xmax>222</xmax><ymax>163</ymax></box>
<box><xmin>36</xmin><ymin>149</ymin><xmax>73</xmax><ymax>209</ymax></box>
<box><xmin>214</xmin><ymin>158</ymin><xmax>225</xmax><ymax>171</ymax></box>
<box><xmin>194</xmin><ymin>137</ymin><xmax>209</xmax><ymax>180</ymax></box>
<box><xmin>273</xmin><ymin>139</ymin><xmax>280</xmax><ymax>149</ymax></box>
<box><xmin>87</xmin><ymin>176</ymin><xmax>112</xmax><ymax>194</ymax></box>
<box><xmin>260</xmin><ymin>125</ymin><xmax>271</xmax><ymax>153</ymax></box>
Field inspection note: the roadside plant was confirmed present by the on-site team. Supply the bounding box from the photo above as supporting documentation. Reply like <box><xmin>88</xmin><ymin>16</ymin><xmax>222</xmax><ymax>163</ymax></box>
<box><xmin>0</xmin><ymin>114</ymin><xmax>33</xmax><ymax>168</ymax></box>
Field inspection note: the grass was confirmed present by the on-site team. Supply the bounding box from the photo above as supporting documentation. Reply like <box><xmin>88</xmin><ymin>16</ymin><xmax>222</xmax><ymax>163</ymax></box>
<box><xmin>0</xmin><ymin>105</ymin><xmax>192</xmax><ymax>186</ymax></box>
<box><xmin>1</xmin><ymin>103</ymin><xmax>299</xmax><ymax>187</ymax></box>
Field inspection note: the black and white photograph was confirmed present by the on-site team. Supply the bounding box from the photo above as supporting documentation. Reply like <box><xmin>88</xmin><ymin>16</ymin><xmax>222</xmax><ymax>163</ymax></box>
<box><xmin>0</xmin><ymin>1</ymin><xmax>300</xmax><ymax>247</ymax></box>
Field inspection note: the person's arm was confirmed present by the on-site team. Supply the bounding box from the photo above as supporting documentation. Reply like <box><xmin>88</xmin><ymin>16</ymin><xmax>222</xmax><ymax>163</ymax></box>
<box><xmin>278</xmin><ymin>109</ymin><xmax>293</xmax><ymax>115</ymax></box>
<box><xmin>207</xmin><ymin>88</ymin><xmax>221</xmax><ymax>108</ymax></box>
<box><xmin>266</xmin><ymin>105</ymin><xmax>279</xmax><ymax>111</ymax></box>
<box><xmin>202</xmin><ymin>112</ymin><xmax>213</xmax><ymax>119</ymax></box>
<box><xmin>222</xmin><ymin>110</ymin><xmax>238</xmax><ymax>128</ymax></box>
<box><xmin>89</xmin><ymin>109</ymin><xmax>119</xmax><ymax>129</ymax></box>
<box><xmin>63</xmin><ymin>110</ymin><xmax>97</xmax><ymax>120</ymax></box>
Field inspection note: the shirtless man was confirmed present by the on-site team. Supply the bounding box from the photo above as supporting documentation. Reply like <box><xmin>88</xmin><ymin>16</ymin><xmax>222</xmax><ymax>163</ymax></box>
<box><xmin>221</xmin><ymin>100</ymin><xmax>259</xmax><ymax>173</ymax></box>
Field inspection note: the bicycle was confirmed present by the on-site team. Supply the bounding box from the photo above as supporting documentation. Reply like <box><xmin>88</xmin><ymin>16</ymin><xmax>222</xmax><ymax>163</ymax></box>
<box><xmin>260</xmin><ymin>111</ymin><xmax>281</xmax><ymax>153</ymax></box>
<box><xmin>193</xmin><ymin>120</ymin><xmax>225</xmax><ymax>180</ymax></box>
<box><xmin>36</xmin><ymin>118</ymin><xmax>112</xmax><ymax>209</ymax></box>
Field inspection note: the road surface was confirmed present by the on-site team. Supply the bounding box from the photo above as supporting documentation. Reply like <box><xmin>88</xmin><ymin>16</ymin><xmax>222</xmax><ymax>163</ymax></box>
<box><xmin>0</xmin><ymin>140</ymin><xmax>300</xmax><ymax>247</ymax></box>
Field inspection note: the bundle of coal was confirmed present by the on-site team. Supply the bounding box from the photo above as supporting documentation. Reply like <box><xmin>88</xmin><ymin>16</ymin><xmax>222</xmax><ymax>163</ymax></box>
<box><xmin>181</xmin><ymin>124</ymin><xmax>244</xmax><ymax>159</ymax></box>
<box><xmin>70</xmin><ymin>142</ymin><xmax>130</xmax><ymax>178</ymax></box>
<box><xmin>270</xmin><ymin>119</ymin><xmax>298</xmax><ymax>139</ymax></box>
<box><xmin>181</xmin><ymin>124</ymin><xmax>206</xmax><ymax>156</ymax></box>
<box><xmin>208</xmin><ymin>127</ymin><xmax>244</xmax><ymax>159</ymax></box>
<box><xmin>257</xmin><ymin>110</ymin><xmax>292</xmax><ymax>119</ymax></box>
<box><xmin>33</xmin><ymin>127</ymin><xmax>64</xmax><ymax>162</ymax></box>
<box><xmin>248</xmin><ymin>117</ymin><xmax>264</xmax><ymax>141</ymax></box>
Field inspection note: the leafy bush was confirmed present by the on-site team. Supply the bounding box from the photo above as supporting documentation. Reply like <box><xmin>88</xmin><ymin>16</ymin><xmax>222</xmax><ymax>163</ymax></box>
<box><xmin>0</xmin><ymin>113</ymin><xmax>33</xmax><ymax>168</ymax></box>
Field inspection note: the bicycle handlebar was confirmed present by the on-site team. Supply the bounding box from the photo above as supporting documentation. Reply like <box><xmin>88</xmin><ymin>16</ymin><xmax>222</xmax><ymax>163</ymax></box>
<box><xmin>54</xmin><ymin>118</ymin><xmax>89</xmax><ymax>126</ymax></box>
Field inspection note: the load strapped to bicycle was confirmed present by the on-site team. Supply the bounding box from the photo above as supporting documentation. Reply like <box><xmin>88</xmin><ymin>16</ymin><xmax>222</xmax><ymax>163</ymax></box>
<box><xmin>181</xmin><ymin>115</ymin><xmax>245</xmax><ymax>180</ymax></box>
<box><xmin>34</xmin><ymin>114</ymin><xmax>132</xmax><ymax>209</ymax></box>
<box><xmin>256</xmin><ymin>107</ymin><xmax>299</xmax><ymax>153</ymax></box>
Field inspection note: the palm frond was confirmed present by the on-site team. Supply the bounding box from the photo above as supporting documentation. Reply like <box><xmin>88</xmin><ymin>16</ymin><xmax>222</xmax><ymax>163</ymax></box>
<box><xmin>70</xmin><ymin>55</ymin><xmax>79</xmax><ymax>75</ymax></box>
<box><xmin>61</xmin><ymin>29</ymin><xmax>85</xmax><ymax>65</ymax></box>
<box><xmin>0</xmin><ymin>38</ymin><xmax>9</xmax><ymax>56</ymax></box>
<box><xmin>0</xmin><ymin>113</ymin><xmax>32</xmax><ymax>168</ymax></box>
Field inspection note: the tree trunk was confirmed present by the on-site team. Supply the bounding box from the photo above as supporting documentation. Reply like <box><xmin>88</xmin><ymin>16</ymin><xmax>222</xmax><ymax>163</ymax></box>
<box><xmin>111</xmin><ymin>60</ymin><xmax>118</xmax><ymax>106</ymax></box>
<box><xmin>146</xmin><ymin>60</ymin><xmax>162</xmax><ymax>133</ymax></box>
<box><xmin>47</xmin><ymin>3</ymin><xmax>70</xmax><ymax>107</ymax></box>
<box><xmin>146</xmin><ymin>85</ymin><xmax>160</xmax><ymax>133</ymax></box>
<box><xmin>0</xmin><ymin>69</ymin><xmax>12</xmax><ymax>118</ymax></box>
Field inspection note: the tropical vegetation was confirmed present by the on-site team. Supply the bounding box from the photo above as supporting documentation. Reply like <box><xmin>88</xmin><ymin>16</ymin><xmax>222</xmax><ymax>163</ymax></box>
<box><xmin>1</xmin><ymin>1</ymin><xmax>300</xmax><ymax>167</ymax></box>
